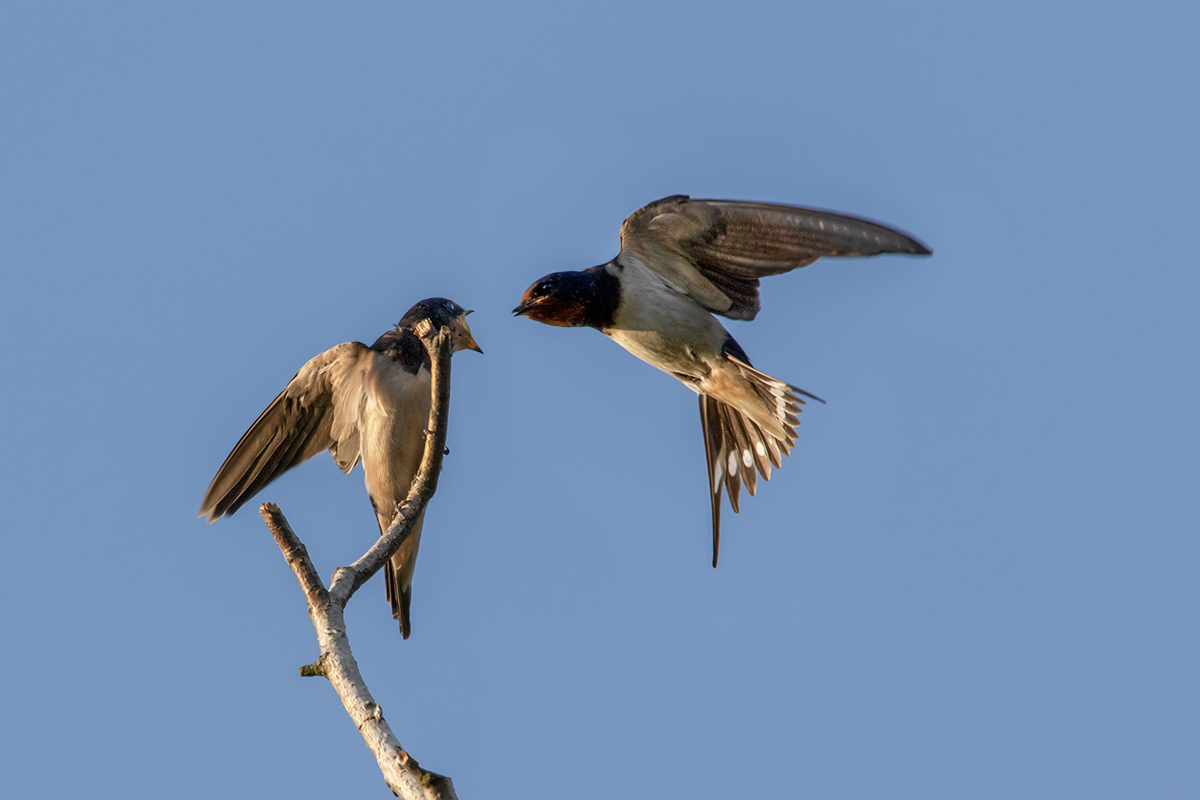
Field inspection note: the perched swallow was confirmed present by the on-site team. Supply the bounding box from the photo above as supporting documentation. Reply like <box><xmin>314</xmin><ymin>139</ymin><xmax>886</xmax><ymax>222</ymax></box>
<box><xmin>199</xmin><ymin>298</ymin><xmax>482</xmax><ymax>638</ymax></box>
<box><xmin>514</xmin><ymin>195</ymin><xmax>930</xmax><ymax>566</ymax></box>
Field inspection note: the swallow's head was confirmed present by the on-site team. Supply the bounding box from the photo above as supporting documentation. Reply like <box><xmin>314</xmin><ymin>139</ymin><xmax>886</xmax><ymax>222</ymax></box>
<box><xmin>399</xmin><ymin>298</ymin><xmax>484</xmax><ymax>354</ymax></box>
<box><xmin>513</xmin><ymin>268</ymin><xmax>616</xmax><ymax>329</ymax></box>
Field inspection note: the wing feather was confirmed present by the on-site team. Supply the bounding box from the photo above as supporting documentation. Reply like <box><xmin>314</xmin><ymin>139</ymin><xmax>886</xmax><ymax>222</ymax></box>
<box><xmin>199</xmin><ymin>341</ymin><xmax>370</xmax><ymax>521</ymax></box>
<box><xmin>618</xmin><ymin>195</ymin><xmax>931</xmax><ymax>320</ymax></box>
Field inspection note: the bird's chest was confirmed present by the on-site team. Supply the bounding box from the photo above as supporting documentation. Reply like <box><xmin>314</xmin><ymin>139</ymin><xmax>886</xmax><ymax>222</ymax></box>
<box><xmin>361</xmin><ymin>361</ymin><xmax>431</xmax><ymax>492</ymax></box>
<box><xmin>604</xmin><ymin>268</ymin><xmax>728</xmax><ymax>384</ymax></box>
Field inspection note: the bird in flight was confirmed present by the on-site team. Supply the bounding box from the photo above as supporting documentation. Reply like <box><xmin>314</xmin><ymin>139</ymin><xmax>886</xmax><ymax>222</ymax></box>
<box><xmin>514</xmin><ymin>195</ymin><xmax>930</xmax><ymax>566</ymax></box>
<box><xmin>200</xmin><ymin>298</ymin><xmax>482</xmax><ymax>638</ymax></box>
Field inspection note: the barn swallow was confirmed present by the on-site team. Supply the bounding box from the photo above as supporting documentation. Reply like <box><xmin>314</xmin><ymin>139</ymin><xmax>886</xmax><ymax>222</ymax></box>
<box><xmin>514</xmin><ymin>195</ymin><xmax>930</xmax><ymax>566</ymax></box>
<box><xmin>199</xmin><ymin>298</ymin><xmax>482</xmax><ymax>638</ymax></box>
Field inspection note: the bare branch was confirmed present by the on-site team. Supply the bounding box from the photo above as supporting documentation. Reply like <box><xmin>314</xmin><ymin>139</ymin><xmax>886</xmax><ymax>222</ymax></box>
<box><xmin>300</xmin><ymin>594</ymin><xmax>458</xmax><ymax>799</ymax></box>
<box><xmin>260</xmin><ymin>502</ymin><xmax>330</xmax><ymax>614</ymax></box>
<box><xmin>255</xmin><ymin>325</ymin><xmax>460</xmax><ymax>800</ymax></box>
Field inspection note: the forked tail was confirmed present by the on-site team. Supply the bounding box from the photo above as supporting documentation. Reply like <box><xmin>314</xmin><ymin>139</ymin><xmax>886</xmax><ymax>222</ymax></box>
<box><xmin>699</xmin><ymin>358</ymin><xmax>824</xmax><ymax>567</ymax></box>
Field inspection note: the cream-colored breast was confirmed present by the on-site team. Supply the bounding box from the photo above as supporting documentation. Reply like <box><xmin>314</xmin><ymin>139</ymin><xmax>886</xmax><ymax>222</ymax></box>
<box><xmin>604</xmin><ymin>260</ymin><xmax>730</xmax><ymax>386</ymax></box>
<box><xmin>360</xmin><ymin>354</ymin><xmax>431</xmax><ymax>512</ymax></box>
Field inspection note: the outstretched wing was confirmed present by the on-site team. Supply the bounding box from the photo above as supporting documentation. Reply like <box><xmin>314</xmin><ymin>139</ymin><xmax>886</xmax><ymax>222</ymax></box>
<box><xmin>199</xmin><ymin>341</ymin><xmax>372</xmax><ymax>521</ymax></box>
<box><xmin>617</xmin><ymin>195</ymin><xmax>931</xmax><ymax>320</ymax></box>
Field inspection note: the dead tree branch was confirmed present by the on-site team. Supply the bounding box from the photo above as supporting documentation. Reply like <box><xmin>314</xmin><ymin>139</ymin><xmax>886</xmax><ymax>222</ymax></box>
<box><xmin>258</xmin><ymin>326</ymin><xmax>460</xmax><ymax>800</ymax></box>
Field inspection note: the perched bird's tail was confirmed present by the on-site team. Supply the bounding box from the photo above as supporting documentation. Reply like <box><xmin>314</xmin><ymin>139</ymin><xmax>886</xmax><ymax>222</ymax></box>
<box><xmin>385</xmin><ymin>568</ymin><xmax>414</xmax><ymax>640</ymax></box>
<box><xmin>699</xmin><ymin>357</ymin><xmax>824</xmax><ymax>567</ymax></box>
<box><xmin>381</xmin><ymin>511</ymin><xmax>426</xmax><ymax>639</ymax></box>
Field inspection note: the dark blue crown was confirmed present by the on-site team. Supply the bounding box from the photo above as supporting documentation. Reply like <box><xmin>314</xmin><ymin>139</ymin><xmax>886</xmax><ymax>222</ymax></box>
<box><xmin>398</xmin><ymin>298</ymin><xmax>467</xmax><ymax>331</ymax></box>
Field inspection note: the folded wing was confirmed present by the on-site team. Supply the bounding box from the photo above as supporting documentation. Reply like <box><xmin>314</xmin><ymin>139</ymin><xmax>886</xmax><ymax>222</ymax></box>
<box><xmin>618</xmin><ymin>195</ymin><xmax>931</xmax><ymax>320</ymax></box>
<box><xmin>199</xmin><ymin>341</ymin><xmax>371</xmax><ymax>521</ymax></box>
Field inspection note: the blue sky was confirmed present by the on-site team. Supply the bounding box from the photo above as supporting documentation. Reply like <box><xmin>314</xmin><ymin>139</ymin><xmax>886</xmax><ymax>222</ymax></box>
<box><xmin>3</xmin><ymin>2</ymin><xmax>1197</xmax><ymax>797</ymax></box>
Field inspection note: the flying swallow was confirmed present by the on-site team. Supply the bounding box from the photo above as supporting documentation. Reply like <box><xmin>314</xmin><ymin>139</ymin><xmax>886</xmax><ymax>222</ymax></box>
<box><xmin>514</xmin><ymin>195</ymin><xmax>930</xmax><ymax>566</ymax></box>
<box><xmin>200</xmin><ymin>298</ymin><xmax>482</xmax><ymax>638</ymax></box>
